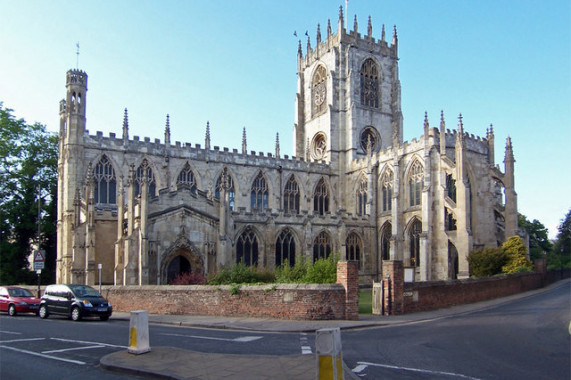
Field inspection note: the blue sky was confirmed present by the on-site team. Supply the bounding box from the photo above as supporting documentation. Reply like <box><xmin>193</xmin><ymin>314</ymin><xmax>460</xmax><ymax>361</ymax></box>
<box><xmin>1</xmin><ymin>1</ymin><xmax>569</xmax><ymax>238</ymax></box>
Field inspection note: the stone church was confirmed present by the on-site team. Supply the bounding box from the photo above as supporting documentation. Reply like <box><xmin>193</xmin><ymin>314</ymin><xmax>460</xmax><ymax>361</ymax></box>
<box><xmin>56</xmin><ymin>9</ymin><xmax>518</xmax><ymax>286</ymax></box>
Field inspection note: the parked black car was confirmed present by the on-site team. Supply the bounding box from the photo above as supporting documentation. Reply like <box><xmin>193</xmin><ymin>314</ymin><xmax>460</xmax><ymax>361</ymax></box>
<box><xmin>39</xmin><ymin>284</ymin><xmax>112</xmax><ymax>321</ymax></box>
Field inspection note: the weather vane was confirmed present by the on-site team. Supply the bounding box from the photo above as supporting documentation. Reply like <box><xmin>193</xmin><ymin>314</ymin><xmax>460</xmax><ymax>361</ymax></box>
<box><xmin>76</xmin><ymin>42</ymin><xmax>80</xmax><ymax>69</ymax></box>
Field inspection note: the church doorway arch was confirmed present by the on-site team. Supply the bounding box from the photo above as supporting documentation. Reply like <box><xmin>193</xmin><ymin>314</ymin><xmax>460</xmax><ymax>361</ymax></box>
<box><xmin>448</xmin><ymin>241</ymin><xmax>459</xmax><ymax>280</ymax></box>
<box><xmin>166</xmin><ymin>254</ymin><xmax>191</xmax><ymax>284</ymax></box>
<box><xmin>160</xmin><ymin>237</ymin><xmax>205</xmax><ymax>284</ymax></box>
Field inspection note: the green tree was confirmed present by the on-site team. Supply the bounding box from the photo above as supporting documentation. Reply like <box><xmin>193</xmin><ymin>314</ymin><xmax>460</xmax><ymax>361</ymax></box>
<box><xmin>550</xmin><ymin>209</ymin><xmax>571</xmax><ymax>269</ymax></box>
<box><xmin>518</xmin><ymin>213</ymin><xmax>552</xmax><ymax>260</ymax></box>
<box><xmin>502</xmin><ymin>235</ymin><xmax>533</xmax><ymax>273</ymax></box>
<box><xmin>468</xmin><ymin>247</ymin><xmax>507</xmax><ymax>277</ymax></box>
<box><xmin>0</xmin><ymin>103</ymin><xmax>58</xmax><ymax>285</ymax></box>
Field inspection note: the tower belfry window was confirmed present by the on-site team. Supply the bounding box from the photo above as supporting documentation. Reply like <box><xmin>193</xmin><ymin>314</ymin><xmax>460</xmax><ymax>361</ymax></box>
<box><xmin>360</xmin><ymin>59</ymin><xmax>379</xmax><ymax>108</ymax></box>
<box><xmin>93</xmin><ymin>155</ymin><xmax>116</xmax><ymax>205</ymax></box>
<box><xmin>312</xmin><ymin>65</ymin><xmax>327</xmax><ymax>117</ymax></box>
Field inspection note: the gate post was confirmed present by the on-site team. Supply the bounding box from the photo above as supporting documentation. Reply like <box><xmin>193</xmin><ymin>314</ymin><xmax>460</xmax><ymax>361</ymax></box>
<box><xmin>382</xmin><ymin>261</ymin><xmax>404</xmax><ymax>315</ymax></box>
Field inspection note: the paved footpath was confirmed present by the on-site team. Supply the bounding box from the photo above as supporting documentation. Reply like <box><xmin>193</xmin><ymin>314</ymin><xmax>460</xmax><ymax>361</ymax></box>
<box><xmin>101</xmin><ymin>279</ymin><xmax>569</xmax><ymax>380</ymax></box>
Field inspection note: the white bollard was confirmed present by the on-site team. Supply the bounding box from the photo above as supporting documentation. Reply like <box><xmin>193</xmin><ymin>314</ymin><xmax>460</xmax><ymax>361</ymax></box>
<box><xmin>315</xmin><ymin>327</ymin><xmax>343</xmax><ymax>380</ymax></box>
<box><xmin>128</xmin><ymin>310</ymin><xmax>151</xmax><ymax>355</ymax></box>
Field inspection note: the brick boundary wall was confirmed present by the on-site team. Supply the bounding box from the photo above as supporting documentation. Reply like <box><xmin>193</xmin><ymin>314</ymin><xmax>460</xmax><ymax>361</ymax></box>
<box><xmin>336</xmin><ymin>261</ymin><xmax>359</xmax><ymax>320</ymax></box>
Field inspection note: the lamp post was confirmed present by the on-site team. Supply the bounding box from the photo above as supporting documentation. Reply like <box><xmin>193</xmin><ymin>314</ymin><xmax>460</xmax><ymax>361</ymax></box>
<box><xmin>98</xmin><ymin>264</ymin><xmax>102</xmax><ymax>293</ymax></box>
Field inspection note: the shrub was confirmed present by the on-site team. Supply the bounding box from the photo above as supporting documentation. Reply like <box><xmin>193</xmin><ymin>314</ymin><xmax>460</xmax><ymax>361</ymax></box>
<box><xmin>502</xmin><ymin>235</ymin><xmax>533</xmax><ymax>274</ymax></box>
<box><xmin>207</xmin><ymin>262</ymin><xmax>275</xmax><ymax>285</ymax></box>
<box><xmin>468</xmin><ymin>247</ymin><xmax>508</xmax><ymax>277</ymax></box>
<box><xmin>303</xmin><ymin>254</ymin><xmax>339</xmax><ymax>284</ymax></box>
<box><xmin>274</xmin><ymin>256</ymin><xmax>308</xmax><ymax>283</ymax></box>
<box><xmin>169</xmin><ymin>272</ymin><xmax>207</xmax><ymax>285</ymax></box>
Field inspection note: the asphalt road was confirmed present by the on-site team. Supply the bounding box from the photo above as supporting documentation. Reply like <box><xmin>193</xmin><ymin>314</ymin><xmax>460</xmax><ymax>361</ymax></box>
<box><xmin>343</xmin><ymin>281</ymin><xmax>571</xmax><ymax>379</ymax></box>
<box><xmin>0</xmin><ymin>281</ymin><xmax>569</xmax><ymax>380</ymax></box>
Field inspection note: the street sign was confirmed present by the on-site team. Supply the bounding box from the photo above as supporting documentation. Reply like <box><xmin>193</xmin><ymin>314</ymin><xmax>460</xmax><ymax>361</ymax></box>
<box><xmin>34</xmin><ymin>250</ymin><xmax>45</xmax><ymax>270</ymax></box>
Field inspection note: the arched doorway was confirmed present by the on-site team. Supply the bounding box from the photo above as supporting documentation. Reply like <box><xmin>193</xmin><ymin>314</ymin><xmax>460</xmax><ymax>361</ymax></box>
<box><xmin>167</xmin><ymin>255</ymin><xmax>191</xmax><ymax>284</ymax></box>
<box><xmin>448</xmin><ymin>241</ymin><xmax>459</xmax><ymax>280</ymax></box>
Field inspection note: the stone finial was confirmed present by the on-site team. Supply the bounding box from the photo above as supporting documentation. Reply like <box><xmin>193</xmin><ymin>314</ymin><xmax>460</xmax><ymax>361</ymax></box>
<box><xmin>122</xmin><ymin>108</ymin><xmax>129</xmax><ymax>141</ymax></box>
<box><xmin>353</xmin><ymin>15</ymin><xmax>358</xmax><ymax>33</ymax></box>
<box><xmin>275</xmin><ymin>133</ymin><xmax>280</xmax><ymax>158</ymax></box>
<box><xmin>327</xmin><ymin>19</ymin><xmax>332</xmax><ymax>36</ymax></box>
<box><xmin>381</xmin><ymin>24</ymin><xmax>386</xmax><ymax>42</ymax></box>
<box><xmin>338</xmin><ymin>5</ymin><xmax>344</xmax><ymax>28</ymax></box>
<box><xmin>367</xmin><ymin>15</ymin><xmax>373</xmax><ymax>37</ymax></box>
<box><xmin>242</xmin><ymin>127</ymin><xmax>247</xmax><ymax>154</ymax></box>
<box><xmin>316</xmin><ymin>23</ymin><xmax>321</xmax><ymax>44</ymax></box>
<box><xmin>440</xmin><ymin>110</ymin><xmax>445</xmax><ymax>130</ymax></box>
<box><xmin>297</xmin><ymin>39</ymin><xmax>302</xmax><ymax>57</ymax></box>
<box><xmin>489</xmin><ymin>123</ymin><xmax>494</xmax><ymax>136</ymax></box>
<box><xmin>306</xmin><ymin>35</ymin><xmax>311</xmax><ymax>52</ymax></box>
<box><xmin>424</xmin><ymin>111</ymin><xmax>429</xmax><ymax>132</ymax></box>
<box><xmin>205</xmin><ymin>121</ymin><xmax>211</xmax><ymax>150</ymax></box>
<box><xmin>392</xmin><ymin>25</ymin><xmax>398</xmax><ymax>46</ymax></box>
<box><xmin>164</xmin><ymin>114</ymin><xmax>171</xmax><ymax>145</ymax></box>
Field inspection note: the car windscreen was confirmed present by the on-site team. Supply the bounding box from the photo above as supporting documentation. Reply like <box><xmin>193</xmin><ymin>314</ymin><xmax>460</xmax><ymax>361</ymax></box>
<box><xmin>8</xmin><ymin>288</ymin><xmax>34</xmax><ymax>297</ymax></box>
<box><xmin>68</xmin><ymin>285</ymin><xmax>102</xmax><ymax>298</ymax></box>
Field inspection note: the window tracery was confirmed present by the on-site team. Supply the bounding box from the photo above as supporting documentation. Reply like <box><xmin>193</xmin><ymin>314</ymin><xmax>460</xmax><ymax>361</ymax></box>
<box><xmin>177</xmin><ymin>163</ymin><xmax>197</xmax><ymax>195</ymax></box>
<box><xmin>135</xmin><ymin>159</ymin><xmax>156</xmax><ymax>197</ymax></box>
<box><xmin>381</xmin><ymin>170</ymin><xmax>394</xmax><ymax>212</ymax></box>
<box><xmin>283</xmin><ymin>175</ymin><xmax>300</xmax><ymax>214</ymax></box>
<box><xmin>312</xmin><ymin>65</ymin><xmax>327</xmax><ymax>117</ymax></box>
<box><xmin>345</xmin><ymin>232</ymin><xmax>362</xmax><ymax>268</ymax></box>
<box><xmin>360</xmin><ymin>59</ymin><xmax>379</xmax><ymax>108</ymax></box>
<box><xmin>313</xmin><ymin>231</ymin><xmax>332</xmax><ymax>262</ymax></box>
<box><xmin>93</xmin><ymin>155</ymin><xmax>116</xmax><ymax>205</ymax></box>
<box><xmin>250</xmin><ymin>171</ymin><xmax>269</xmax><ymax>211</ymax></box>
<box><xmin>215</xmin><ymin>170</ymin><xmax>235</xmax><ymax>211</ymax></box>
<box><xmin>275</xmin><ymin>229</ymin><xmax>296</xmax><ymax>267</ymax></box>
<box><xmin>357</xmin><ymin>176</ymin><xmax>368</xmax><ymax>216</ymax></box>
<box><xmin>410</xmin><ymin>220</ymin><xmax>422</xmax><ymax>267</ymax></box>
<box><xmin>380</xmin><ymin>223</ymin><xmax>392</xmax><ymax>260</ymax></box>
<box><xmin>236</xmin><ymin>228</ymin><xmax>258</xmax><ymax>267</ymax></box>
<box><xmin>409</xmin><ymin>160</ymin><xmax>423</xmax><ymax>207</ymax></box>
<box><xmin>314</xmin><ymin>178</ymin><xmax>329</xmax><ymax>215</ymax></box>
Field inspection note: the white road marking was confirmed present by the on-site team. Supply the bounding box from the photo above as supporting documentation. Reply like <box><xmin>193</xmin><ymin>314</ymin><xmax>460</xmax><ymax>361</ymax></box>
<box><xmin>160</xmin><ymin>332</ymin><xmax>262</xmax><ymax>342</ymax></box>
<box><xmin>42</xmin><ymin>345</ymin><xmax>105</xmax><ymax>354</ymax></box>
<box><xmin>352</xmin><ymin>364</ymin><xmax>368</xmax><ymax>373</ymax></box>
<box><xmin>0</xmin><ymin>330</ymin><xmax>22</xmax><ymax>335</ymax></box>
<box><xmin>356</xmin><ymin>361</ymin><xmax>483</xmax><ymax>380</ymax></box>
<box><xmin>0</xmin><ymin>338</ymin><xmax>44</xmax><ymax>344</ymax></box>
<box><xmin>300</xmin><ymin>333</ymin><xmax>312</xmax><ymax>355</ymax></box>
<box><xmin>0</xmin><ymin>345</ymin><xmax>86</xmax><ymax>365</ymax></box>
<box><xmin>51</xmin><ymin>337</ymin><xmax>127</xmax><ymax>348</ymax></box>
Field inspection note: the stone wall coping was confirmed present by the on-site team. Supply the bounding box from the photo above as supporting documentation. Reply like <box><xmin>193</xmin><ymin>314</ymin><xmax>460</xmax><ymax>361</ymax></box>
<box><xmin>103</xmin><ymin>283</ymin><xmax>345</xmax><ymax>291</ymax></box>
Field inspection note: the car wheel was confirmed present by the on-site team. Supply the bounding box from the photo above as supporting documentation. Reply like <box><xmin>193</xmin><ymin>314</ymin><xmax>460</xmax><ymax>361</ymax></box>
<box><xmin>71</xmin><ymin>307</ymin><xmax>82</xmax><ymax>321</ymax></box>
<box><xmin>100</xmin><ymin>315</ymin><xmax>109</xmax><ymax>321</ymax></box>
<box><xmin>39</xmin><ymin>305</ymin><xmax>49</xmax><ymax>319</ymax></box>
<box><xmin>8</xmin><ymin>305</ymin><xmax>17</xmax><ymax>316</ymax></box>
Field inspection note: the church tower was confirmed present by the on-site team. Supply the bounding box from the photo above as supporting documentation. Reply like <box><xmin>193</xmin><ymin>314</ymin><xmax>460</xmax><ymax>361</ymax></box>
<box><xmin>293</xmin><ymin>8</ymin><xmax>402</xmax><ymax>207</ymax></box>
<box><xmin>56</xmin><ymin>69</ymin><xmax>88</xmax><ymax>283</ymax></box>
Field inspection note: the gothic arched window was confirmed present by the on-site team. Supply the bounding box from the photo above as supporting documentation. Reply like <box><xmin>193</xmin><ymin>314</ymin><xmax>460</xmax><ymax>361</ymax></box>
<box><xmin>135</xmin><ymin>159</ymin><xmax>156</xmax><ymax>197</ymax></box>
<box><xmin>381</xmin><ymin>169</ymin><xmax>394</xmax><ymax>212</ymax></box>
<box><xmin>215</xmin><ymin>170</ymin><xmax>235</xmax><ymax>211</ymax></box>
<box><xmin>236</xmin><ymin>228</ymin><xmax>258</xmax><ymax>267</ymax></box>
<box><xmin>250</xmin><ymin>171</ymin><xmax>269</xmax><ymax>211</ymax></box>
<box><xmin>360</xmin><ymin>59</ymin><xmax>379</xmax><ymax>108</ymax></box>
<box><xmin>357</xmin><ymin>176</ymin><xmax>368</xmax><ymax>216</ymax></box>
<box><xmin>380</xmin><ymin>223</ymin><xmax>392</xmax><ymax>261</ymax></box>
<box><xmin>409</xmin><ymin>160</ymin><xmax>423</xmax><ymax>207</ymax></box>
<box><xmin>312</xmin><ymin>65</ymin><xmax>327</xmax><ymax>117</ymax></box>
<box><xmin>93</xmin><ymin>155</ymin><xmax>116</xmax><ymax>205</ymax></box>
<box><xmin>283</xmin><ymin>175</ymin><xmax>300</xmax><ymax>214</ymax></box>
<box><xmin>410</xmin><ymin>220</ymin><xmax>422</xmax><ymax>267</ymax></box>
<box><xmin>446</xmin><ymin>173</ymin><xmax>457</xmax><ymax>203</ymax></box>
<box><xmin>176</xmin><ymin>163</ymin><xmax>197</xmax><ymax>195</ymax></box>
<box><xmin>345</xmin><ymin>232</ymin><xmax>362</xmax><ymax>268</ymax></box>
<box><xmin>313</xmin><ymin>231</ymin><xmax>332</xmax><ymax>262</ymax></box>
<box><xmin>275</xmin><ymin>229</ymin><xmax>296</xmax><ymax>267</ymax></box>
<box><xmin>314</xmin><ymin>178</ymin><xmax>329</xmax><ymax>215</ymax></box>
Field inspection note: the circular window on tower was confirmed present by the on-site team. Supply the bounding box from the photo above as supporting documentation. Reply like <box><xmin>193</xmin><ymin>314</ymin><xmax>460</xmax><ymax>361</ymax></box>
<box><xmin>360</xmin><ymin>127</ymin><xmax>380</xmax><ymax>153</ymax></box>
<box><xmin>311</xmin><ymin>132</ymin><xmax>328</xmax><ymax>161</ymax></box>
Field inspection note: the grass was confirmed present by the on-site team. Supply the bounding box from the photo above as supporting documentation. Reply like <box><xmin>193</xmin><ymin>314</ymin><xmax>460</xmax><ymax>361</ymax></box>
<box><xmin>358</xmin><ymin>289</ymin><xmax>372</xmax><ymax>314</ymax></box>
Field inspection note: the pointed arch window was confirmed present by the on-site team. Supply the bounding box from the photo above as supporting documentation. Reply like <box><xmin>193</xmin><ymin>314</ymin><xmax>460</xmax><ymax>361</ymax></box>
<box><xmin>381</xmin><ymin>170</ymin><xmax>394</xmax><ymax>212</ymax></box>
<box><xmin>410</xmin><ymin>220</ymin><xmax>422</xmax><ymax>267</ymax></box>
<box><xmin>409</xmin><ymin>161</ymin><xmax>423</xmax><ymax>207</ymax></box>
<box><xmin>314</xmin><ymin>178</ymin><xmax>329</xmax><ymax>215</ymax></box>
<box><xmin>283</xmin><ymin>175</ymin><xmax>300</xmax><ymax>214</ymax></box>
<box><xmin>380</xmin><ymin>223</ymin><xmax>392</xmax><ymax>261</ymax></box>
<box><xmin>215</xmin><ymin>170</ymin><xmax>235</xmax><ymax>211</ymax></box>
<box><xmin>135</xmin><ymin>159</ymin><xmax>156</xmax><ymax>197</ymax></box>
<box><xmin>93</xmin><ymin>155</ymin><xmax>116</xmax><ymax>205</ymax></box>
<box><xmin>177</xmin><ymin>163</ymin><xmax>197</xmax><ymax>195</ymax></box>
<box><xmin>312</xmin><ymin>65</ymin><xmax>327</xmax><ymax>117</ymax></box>
<box><xmin>445</xmin><ymin>208</ymin><xmax>457</xmax><ymax>231</ymax></box>
<box><xmin>275</xmin><ymin>229</ymin><xmax>296</xmax><ymax>267</ymax></box>
<box><xmin>345</xmin><ymin>232</ymin><xmax>362</xmax><ymax>268</ymax></box>
<box><xmin>360</xmin><ymin>59</ymin><xmax>379</xmax><ymax>108</ymax></box>
<box><xmin>251</xmin><ymin>171</ymin><xmax>269</xmax><ymax>211</ymax></box>
<box><xmin>313</xmin><ymin>231</ymin><xmax>332</xmax><ymax>262</ymax></box>
<box><xmin>357</xmin><ymin>176</ymin><xmax>368</xmax><ymax>216</ymax></box>
<box><xmin>446</xmin><ymin>173</ymin><xmax>456</xmax><ymax>203</ymax></box>
<box><xmin>236</xmin><ymin>228</ymin><xmax>258</xmax><ymax>267</ymax></box>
